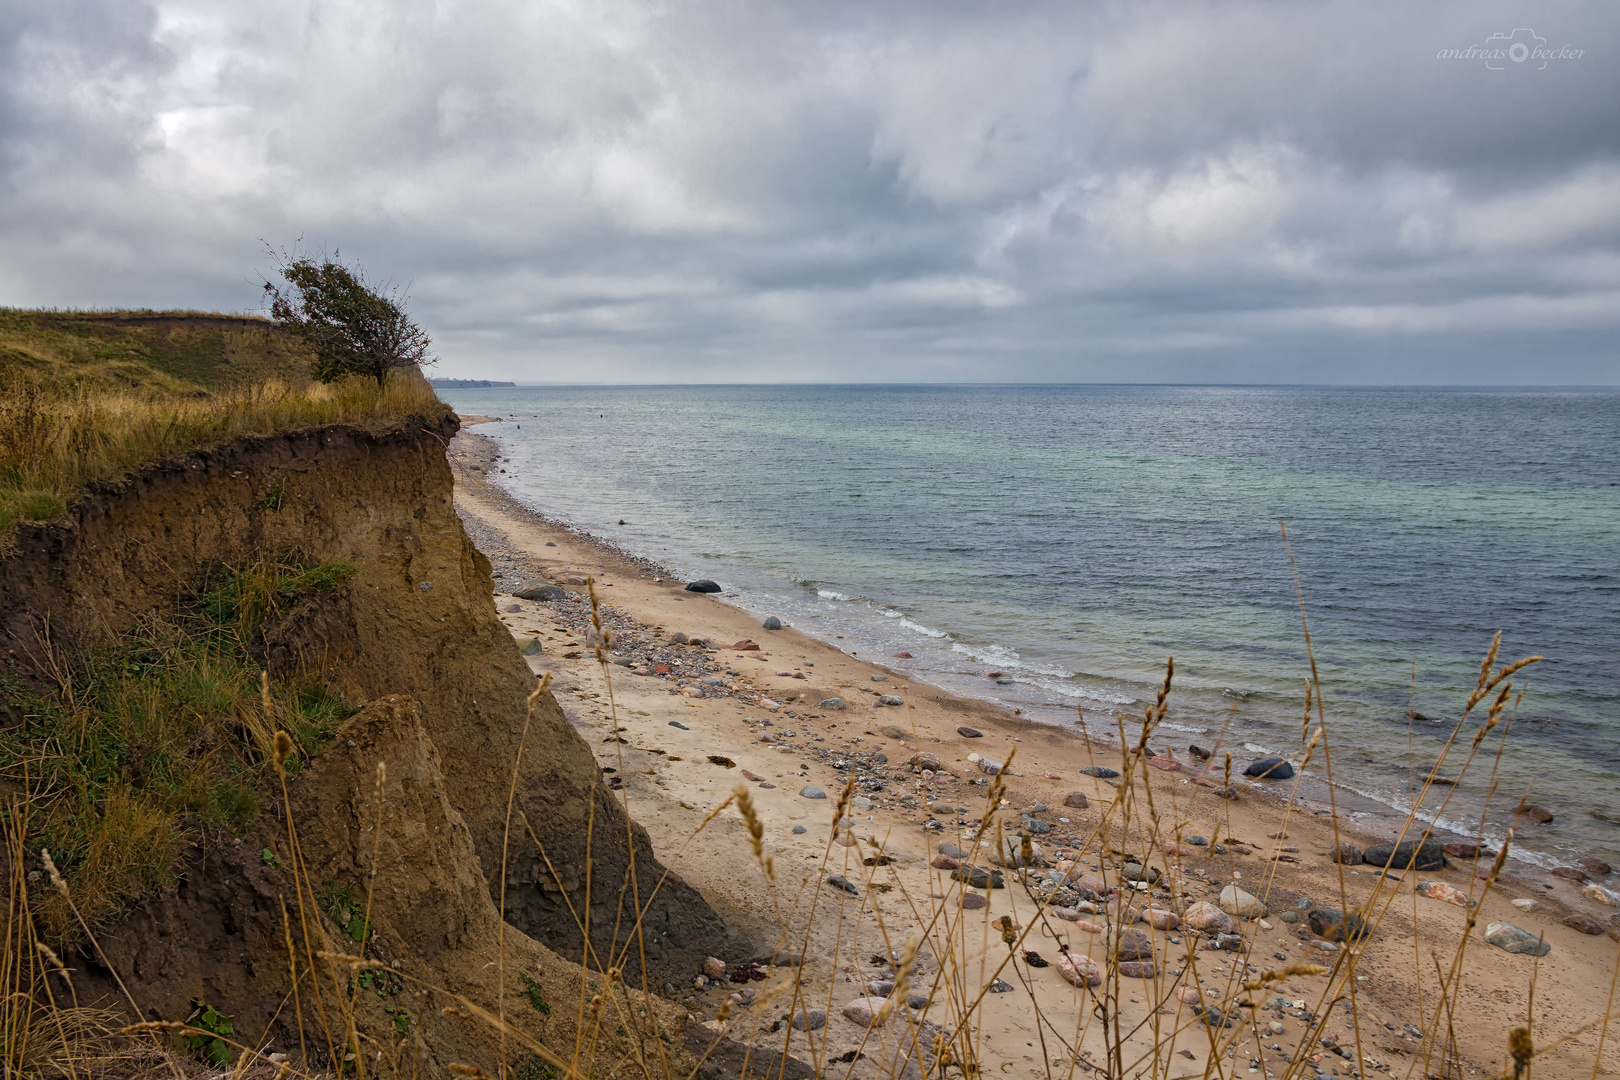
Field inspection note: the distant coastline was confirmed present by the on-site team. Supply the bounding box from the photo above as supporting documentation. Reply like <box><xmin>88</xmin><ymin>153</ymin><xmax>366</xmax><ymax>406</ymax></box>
<box><xmin>429</xmin><ymin>378</ymin><xmax>517</xmax><ymax>388</ymax></box>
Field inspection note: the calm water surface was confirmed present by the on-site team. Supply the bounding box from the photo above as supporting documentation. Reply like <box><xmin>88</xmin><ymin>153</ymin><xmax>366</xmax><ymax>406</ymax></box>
<box><xmin>439</xmin><ymin>385</ymin><xmax>1620</xmax><ymax>868</ymax></box>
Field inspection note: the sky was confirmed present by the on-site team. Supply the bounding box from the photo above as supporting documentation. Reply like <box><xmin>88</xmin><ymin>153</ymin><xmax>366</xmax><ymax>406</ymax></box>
<box><xmin>2</xmin><ymin>1</ymin><xmax>1618</xmax><ymax>384</ymax></box>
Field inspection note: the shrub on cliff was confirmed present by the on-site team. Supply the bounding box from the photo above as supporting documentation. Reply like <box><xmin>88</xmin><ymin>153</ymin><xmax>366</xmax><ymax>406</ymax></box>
<box><xmin>262</xmin><ymin>251</ymin><xmax>435</xmax><ymax>387</ymax></box>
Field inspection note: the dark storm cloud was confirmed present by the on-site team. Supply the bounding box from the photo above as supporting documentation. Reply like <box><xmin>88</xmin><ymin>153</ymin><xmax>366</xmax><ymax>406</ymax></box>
<box><xmin>1</xmin><ymin>0</ymin><xmax>1616</xmax><ymax>383</ymax></box>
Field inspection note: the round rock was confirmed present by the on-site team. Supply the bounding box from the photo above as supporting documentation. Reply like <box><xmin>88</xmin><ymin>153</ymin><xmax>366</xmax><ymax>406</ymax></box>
<box><xmin>685</xmin><ymin>579</ymin><xmax>722</xmax><ymax>593</ymax></box>
<box><xmin>762</xmin><ymin>615</ymin><xmax>783</xmax><ymax>630</ymax></box>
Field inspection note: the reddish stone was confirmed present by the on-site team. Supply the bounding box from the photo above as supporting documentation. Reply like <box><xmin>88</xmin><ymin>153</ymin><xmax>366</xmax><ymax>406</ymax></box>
<box><xmin>1147</xmin><ymin>756</ymin><xmax>1181</xmax><ymax>772</ymax></box>
<box><xmin>1551</xmin><ymin>866</ymin><xmax>1591</xmax><ymax>883</ymax></box>
<box><xmin>893</xmin><ymin>652</ymin><xmax>913</xmax><ymax>658</ymax></box>
<box><xmin>1564</xmin><ymin>913</ymin><xmax>1606</xmax><ymax>935</ymax></box>
<box><xmin>931</xmin><ymin>854</ymin><xmax>959</xmax><ymax>870</ymax></box>
<box><xmin>986</xmin><ymin>671</ymin><xmax>1004</xmax><ymax>678</ymax></box>
<box><xmin>741</xmin><ymin>769</ymin><xmax>765</xmax><ymax>782</ymax></box>
<box><xmin>732</xmin><ymin>640</ymin><xmax>761</xmax><ymax>651</ymax></box>
<box><xmin>655</xmin><ymin>663</ymin><xmax>671</xmax><ymax>674</ymax></box>
<box><xmin>1577</xmin><ymin>857</ymin><xmax>1613</xmax><ymax>877</ymax></box>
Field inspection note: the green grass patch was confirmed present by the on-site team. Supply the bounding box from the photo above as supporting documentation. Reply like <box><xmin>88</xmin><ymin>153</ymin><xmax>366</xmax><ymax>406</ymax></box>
<box><xmin>0</xmin><ymin>558</ymin><xmax>361</xmax><ymax>938</ymax></box>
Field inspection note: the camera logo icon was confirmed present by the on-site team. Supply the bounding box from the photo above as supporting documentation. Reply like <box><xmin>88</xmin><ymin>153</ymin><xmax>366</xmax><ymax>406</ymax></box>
<box><xmin>1483</xmin><ymin>28</ymin><xmax>1547</xmax><ymax>70</ymax></box>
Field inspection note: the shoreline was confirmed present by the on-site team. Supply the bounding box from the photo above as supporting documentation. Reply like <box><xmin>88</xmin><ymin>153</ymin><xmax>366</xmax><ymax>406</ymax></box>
<box><xmin>453</xmin><ymin>418</ymin><xmax>1558</xmax><ymax>877</ymax></box>
<box><xmin>448</xmin><ymin>419</ymin><xmax>1620</xmax><ymax>1077</ymax></box>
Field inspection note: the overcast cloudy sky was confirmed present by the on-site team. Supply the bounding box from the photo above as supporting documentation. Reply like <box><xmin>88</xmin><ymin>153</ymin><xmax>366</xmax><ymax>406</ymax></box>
<box><xmin>3</xmin><ymin>1</ymin><xmax>1617</xmax><ymax>383</ymax></box>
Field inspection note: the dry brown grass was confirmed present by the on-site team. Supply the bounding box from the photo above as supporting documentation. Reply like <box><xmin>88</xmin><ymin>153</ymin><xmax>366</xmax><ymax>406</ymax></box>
<box><xmin>0</xmin><ymin>308</ymin><xmax>450</xmax><ymax>539</ymax></box>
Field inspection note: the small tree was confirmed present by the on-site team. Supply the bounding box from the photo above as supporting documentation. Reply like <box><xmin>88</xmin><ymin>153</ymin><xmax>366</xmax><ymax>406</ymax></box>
<box><xmin>262</xmin><ymin>251</ymin><xmax>434</xmax><ymax>386</ymax></box>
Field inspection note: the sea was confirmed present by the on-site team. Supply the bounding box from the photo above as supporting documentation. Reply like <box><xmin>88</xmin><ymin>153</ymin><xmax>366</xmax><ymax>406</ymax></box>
<box><xmin>436</xmin><ymin>384</ymin><xmax>1620</xmax><ymax>872</ymax></box>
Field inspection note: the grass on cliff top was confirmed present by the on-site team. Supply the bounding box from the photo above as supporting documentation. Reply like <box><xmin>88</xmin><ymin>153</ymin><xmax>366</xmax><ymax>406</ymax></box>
<box><xmin>0</xmin><ymin>308</ymin><xmax>451</xmax><ymax>538</ymax></box>
<box><xmin>0</xmin><ymin>557</ymin><xmax>359</xmax><ymax>938</ymax></box>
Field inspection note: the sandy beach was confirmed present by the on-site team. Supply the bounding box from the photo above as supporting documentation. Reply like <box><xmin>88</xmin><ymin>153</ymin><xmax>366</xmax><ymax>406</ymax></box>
<box><xmin>451</xmin><ymin>419</ymin><xmax>1620</xmax><ymax>1080</ymax></box>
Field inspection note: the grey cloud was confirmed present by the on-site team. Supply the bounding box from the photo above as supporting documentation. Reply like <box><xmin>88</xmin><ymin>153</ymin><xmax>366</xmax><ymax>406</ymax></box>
<box><xmin>1</xmin><ymin>0</ymin><xmax>1616</xmax><ymax>383</ymax></box>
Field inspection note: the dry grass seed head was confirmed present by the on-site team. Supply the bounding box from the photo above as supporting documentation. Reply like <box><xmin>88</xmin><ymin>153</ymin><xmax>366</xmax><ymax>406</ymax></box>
<box><xmin>273</xmin><ymin>729</ymin><xmax>294</xmax><ymax>775</ymax></box>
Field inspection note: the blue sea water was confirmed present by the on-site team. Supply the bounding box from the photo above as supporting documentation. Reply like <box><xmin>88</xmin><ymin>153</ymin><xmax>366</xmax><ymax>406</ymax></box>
<box><xmin>438</xmin><ymin>384</ymin><xmax>1620</xmax><ymax>869</ymax></box>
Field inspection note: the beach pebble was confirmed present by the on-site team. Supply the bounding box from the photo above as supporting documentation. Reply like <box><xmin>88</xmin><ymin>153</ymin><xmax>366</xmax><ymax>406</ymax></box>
<box><xmin>668</xmin><ymin>721</ymin><xmax>689</xmax><ymax>730</ymax></box>
<box><xmin>1163</xmin><ymin>842</ymin><xmax>1195</xmax><ymax>857</ymax></box>
<box><xmin>791</xmin><ymin>1009</ymin><xmax>827</xmax><ymax>1031</ymax></box>
<box><xmin>741</xmin><ymin>769</ymin><xmax>765</xmax><ymax>782</ymax></box>
<box><xmin>931</xmin><ymin>854</ymin><xmax>959</xmax><ymax>870</ymax></box>
<box><xmin>1140</xmin><ymin>908</ymin><xmax>1180</xmax><ymax>931</ymax></box>
<box><xmin>1577</xmin><ymin>857</ymin><xmax>1613</xmax><ymax>877</ymax></box>
<box><xmin>1309</xmin><ymin>908</ymin><xmax>1369</xmax><ymax>943</ymax></box>
<box><xmin>762</xmin><ymin>616</ymin><xmax>783</xmax><ymax>630</ymax></box>
<box><xmin>1080</xmin><ymin>766</ymin><xmax>1120</xmax><ymax>779</ymax></box>
<box><xmin>685</xmin><ymin>580</ymin><xmax>722</xmax><ymax>593</ymax></box>
<box><xmin>800</xmin><ymin>785</ymin><xmax>827</xmax><ymax>799</ymax></box>
<box><xmin>1443</xmin><ymin>842</ymin><xmax>1485</xmax><ymax>859</ymax></box>
<box><xmin>1517</xmin><ymin>804</ymin><xmax>1554</xmax><ymax>824</ymax></box>
<box><xmin>866</xmin><ymin>980</ymin><xmax>894</xmax><ymax>997</ymax></box>
<box><xmin>1363</xmin><ymin>840</ymin><xmax>1445</xmax><ymax>871</ymax></box>
<box><xmin>910</xmin><ymin>752</ymin><xmax>942</xmax><ymax>771</ymax></box>
<box><xmin>987</xmin><ymin>979</ymin><xmax>1014</xmax><ymax>993</ymax></box>
<box><xmin>1244</xmin><ymin>757</ymin><xmax>1294</xmax><ymax>780</ymax></box>
<box><xmin>1146</xmin><ymin>755</ymin><xmax>1180</xmax><ymax>772</ymax></box>
<box><xmin>1021</xmin><ymin>815</ymin><xmax>1053</xmax><ymax>834</ymax></box>
<box><xmin>851</xmin><ymin>795</ymin><xmax>873</xmax><ymax>811</ymax></box>
<box><xmin>1176</xmin><ymin>986</ymin><xmax>1203</xmax><ymax>1005</ymax></box>
<box><xmin>1188</xmin><ymin>744</ymin><xmax>1211</xmax><ymax>761</ymax></box>
<box><xmin>1416</xmin><ymin>881</ymin><xmax>1470</xmax><ymax>906</ymax></box>
<box><xmin>1331</xmin><ymin>842</ymin><xmax>1363</xmax><ymax>865</ymax></box>
<box><xmin>907</xmin><ymin>994</ymin><xmax>928</xmax><ymax>1010</ymax></box>
<box><xmin>818</xmin><ymin>697</ymin><xmax>846</xmax><ymax>710</ymax></box>
<box><xmin>1116</xmin><ymin>928</ymin><xmax>1155</xmax><ymax>961</ymax></box>
<box><xmin>1063</xmin><ymin>791</ymin><xmax>1090</xmax><ymax>809</ymax></box>
<box><xmin>682</xmin><ymin>687</ymin><xmax>706</xmax><ymax>699</ymax></box>
<box><xmin>757</xmin><ymin>733</ymin><xmax>777</xmax><ymax>743</ymax></box>
<box><xmin>1565</xmin><ymin>913</ymin><xmax>1607</xmax><ymax>935</ymax></box>
<box><xmin>959</xmin><ymin>892</ymin><xmax>986</xmax><ymax>910</ymax></box>
<box><xmin>1485</xmin><ymin>922</ymin><xmax>1551</xmax><ymax>955</ymax></box>
<box><xmin>1118</xmin><ymin>961</ymin><xmax>1156</xmax><ymax>979</ymax></box>
<box><xmin>1057</xmin><ymin>954</ymin><xmax>1102</xmax><ymax>988</ymax></box>
<box><xmin>1183</xmin><ymin>902</ymin><xmax>1234</xmax><ymax>933</ymax></box>
<box><xmin>1511</xmin><ymin>898</ymin><xmax>1540</xmax><ymax>911</ymax></box>
<box><xmin>791</xmin><ymin>825</ymin><xmax>806</xmax><ymax>834</ymax></box>
<box><xmin>969</xmin><ymin>753</ymin><xmax>1004</xmax><ymax>775</ymax></box>
<box><xmin>953</xmin><ymin>866</ymin><xmax>1005</xmax><ymax>890</ymax></box>
<box><xmin>957</xmin><ymin>726</ymin><xmax>983</xmax><ymax>738</ymax></box>
<box><xmin>1122</xmin><ymin>863</ymin><xmax>1160</xmax><ymax>885</ymax></box>
<box><xmin>631</xmin><ymin>667</ymin><xmax>653</xmax><ymax>676</ymax></box>
<box><xmin>513</xmin><ymin>578</ymin><xmax>566</xmax><ymax>601</ymax></box>
<box><xmin>1551</xmin><ymin>866</ymin><xmax>1590</xmax><ymax>883</ymax></box>
<box><xmin>1582</xmin><ymin>884</ymin><xmax>1620</xmax><ymax>906</ymax></box>
<box><xmin>1279</xmin><ymin>910</ymin><xmax>1299</xmax><ymax>924</ymax></box>
<box><xmin>826</xmin><ymin>875</ymin><xmax>859</xmax><ymax>894</ymax></box>
<box><xmin>871</xmin><ymin>674</ymin><xmax>887</xmax><ymax>682</ymax></box>
<box><xmin>703</xmin><ymin>956</ymin><xmax>727</xmax><ymax>980</ymax></box>
<box><xmin>878</xmin><ymin>695</ymin><xmax>904</xmax><ymax>706</ymax></box>
<box><xmin>1219</xmin><ymin>886</ymin><xmax>1266</xmax><ymax>919</ymax></box>
<box><xmin>1186</xmin><ymin>835</ymin><xmax>1208</xmax><ymax>846</ymax></box>
<box><xmin>938</xmin><ymin>844</ymin><xmax>967</xmax><ymax>858</ymax></box>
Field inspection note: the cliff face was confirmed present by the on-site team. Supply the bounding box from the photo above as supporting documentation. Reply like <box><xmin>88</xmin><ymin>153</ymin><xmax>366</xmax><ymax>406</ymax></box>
<box><xmin>0</xmin><ymin>415</ymin><xmax>730</xmax><ymax>1028</ymax></box>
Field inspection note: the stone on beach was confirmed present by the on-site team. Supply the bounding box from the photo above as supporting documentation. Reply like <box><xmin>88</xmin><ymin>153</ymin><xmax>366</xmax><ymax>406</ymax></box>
<box><xmin>1576</xmin><ymin>857</ymin><xmax>1613</xmax><ymax>877</ymax></box>
<box><xmin>1331</xmin><ymin>843</ymin><xmax>1362</xmax><ymax>865</ymax></box>
<box><xmin>800</xmin><ymin>785</ymin><xmax>827</xmax><ymax>799</ymax></box>
<box><xmin>1244</xmin><ymin>757</ymin><xmax>1294</xmax><ymax>780</ymax></box>
<box><xmin>1057</xmin><ymin>954</ymin><xmax>1102</xmax><ymax>988</ymax></box>
<box><xmin>842</xmin><ymin>997</ymin><xmax>889</xmax><ymax>1026</ymax></box>
<box><xmin>959</xmin><ymin>892</ymin><xmax>986</xmax><ymax>910</ymax></box>
<box><xmin>791</xmin><ymin>1009</ymin><xmax>827</xmax><ymax>1031</ymax></box>
<box><xmin>518</xmin><ymin>637</ymin><xmax>544</xmax><ymax>655</ymax></box>
<box><xmin>703</xmin><ymin>956</ymin><xmax>727</xmax><ymax>980</ymax></box>
<box><xmin>1219</xmin><ymin>885</ymin><xmax>1266</xmax><ymax>919</ymax></box>
<box><xmin>1118</xmin><ymin>961</ymin><xmax>1156</xmax><ymax>979</ymax></box>
<box><xmin>1564</xmin><ymin>913</ymin><xmax>1607</xmax><ymax>935</ymax></box>
<box><xmin>931</xmin><ymin>854</ymin><xmax>959</xmax><ymax>870</ymax></box>
<box><xmin>877</xmin><ymin>694</ymin><xmax>904</xmax><ymax>706</ymax></box>
<box><xmin>1416</xmin><ymin>880</ymin><xmax>1470</xmax><ymax>906</ymax></box>
<box><xmin>1582</xmin><ymin>884</ymin><xmax>1620</xmax><ymax>906</ymax></box>
<box><xmin>818</xmin><ymin>697</ymin><xmax>846</xmax><ymax>710</ymax></box>
<box><xmin>762</xmin><ymin>616</ymin><xmax>783</xmax><ymax>630</ymax></box>
<box><xmin>1308</xmin><ymin>908</ymin><xmax>1369</xmax><ymax>943</ymax></box>
<box><xmin>1080</xmin><ymin>766</ymin><xmax>1119</xmax><ymax>779</ymax></box>
<box><xmin>1362</xmin><ymin>839</ymin><xmax>1446</xmax><ymax>871</ymax></box>
<box><xmin>1116</xmin><ymin>928</ymin><xmax>1155</xmax><ymax>961</ymax></box>
<box><xmin>1063</xmin><ymin>791</ymin><xmax>1089</xmax><ymax>809</ymax></box>
<box><xmin>1550</xmin><ymin>866</ymin><xmax>1589</xmax><ymax>883</ymax></box>
<box><xmin>685</xmin><ymin>579</ymin><xmax>722</xmax><ymax>593</ymax></box>
<box><xmin>1183</xmin><ymin>902</ymin><xmax>1234</xmax><ymax>934</ymax></box>
<box><xmin>1485</xmin><ymin>922</ymin><xmax>1551</xmax><ymax>956</ymax></box>
<box><xmin>1517</xmin><ymin>804</ymin><xmax>1554</xmax><ymax>824</ymax></box>
<box><xmin>957</xmin><ymin>726</ymin><xmax>982</xmax><ymax>738</ymax></box>
<box><xmin>1140</xmin><ymin>908</ymin><xmax>1180</xmax><ymax>930</ymax></box>
<box><xmin>512</xmin><ymin>578</ymin><xmax>566</xmax><ymax>601</ymax></box>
